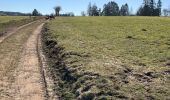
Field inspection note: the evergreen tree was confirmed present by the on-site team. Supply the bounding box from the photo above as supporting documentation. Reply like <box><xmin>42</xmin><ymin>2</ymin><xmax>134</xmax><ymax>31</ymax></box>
<box><xmin>102</xmin><ymin>1</ymin><xmax>119</xmax><ymax>16</ymax></box>
<box><xmin>143</xmin><ymin>4</ymin><xmax>151</xmax><ymax>16</ymax></box>
<box><xmin>87</xmin><ymin>2</ymin><xmax>92</xmax><ymax>16</ymax></box>
<box><xmin>137</xmin><ymin>6</ymin><xmax>144</xmax><ymax>16</ymax></box>
<box><xmin>102</xmin><ymin>4</ymin><xmax>109</xmax><ymax>16</ymax></box>
<box><xmin>143</xmin><ymin>0</ymin><xmax>150</xmax><ymax>5</ymax></box>
<box><xmin>120</xmin><ymin>3</ymin><xmax>129</xmax><ymax>16</ymax></box>
<box><xmin>157</xmin><ymin>0</ymin><xmax>162</xmax><ymax>16</ymax></box>
<box><xmin>91</xmin><ymin>4</ymin><xmax>99</xmax><ymax>16</ymax></box>
<box><xmin>125</xmin><ymin>3</ymin><xmax>129</xmax><ymax>15</ymax></box>
<box><xmin>150</xmin><ymin>0</ymin><xmax>155</xmax><ymax>15</ymax></box>
<box><xmin>137</xmin><ymin>0</ymin><xmax>162</xmax><ymax>16</ymax></box>
<box><xmin>32</xmin><ymin>9</ymin><xmax>39</xmax><ymax>16</ymax></box>
<box><xmin>87</xmin><ymin>3</ymin><xmax>100</xmax><ymax>16</ymax></box>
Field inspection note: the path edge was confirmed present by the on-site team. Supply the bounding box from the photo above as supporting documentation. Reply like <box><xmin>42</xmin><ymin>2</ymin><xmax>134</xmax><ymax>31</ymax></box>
<box><xmin>37</xmin><ymin>23</ymin><xmax>59</xmax><ymax>100</ymax></box>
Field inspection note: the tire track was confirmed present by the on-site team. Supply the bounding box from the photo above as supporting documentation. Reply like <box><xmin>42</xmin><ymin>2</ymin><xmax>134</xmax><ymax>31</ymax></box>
<box><xmin>37</xmin><ymin>25</ymin><xmax>59</xmax><ymax>100</ymax></box>
<box><xmin>11</xmin><ymin>23</ymin><xmax>46</xmax><ymax>100</ymax></box>
<box><xmin>0</xmin><ymin>21</ymin><xmax>37</xmax><ymax>43</ymax></box>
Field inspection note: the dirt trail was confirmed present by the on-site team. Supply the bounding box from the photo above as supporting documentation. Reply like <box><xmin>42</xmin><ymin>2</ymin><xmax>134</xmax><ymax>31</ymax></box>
<box><xmin>11</xmin><ymin>23</ymin><xmax>46</xmax><ymax>100</ymax></box>
<box><xmin>0</xmin><ymin>21</ymin><xmax>52</xmax><ymax>100</ymax></box>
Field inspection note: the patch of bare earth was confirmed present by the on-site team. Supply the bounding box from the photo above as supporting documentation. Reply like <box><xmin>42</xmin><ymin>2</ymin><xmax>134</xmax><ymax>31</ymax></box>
<box><xmin>11</xmin><ymin>23</ymin><xmax>45</xmax><ymax>100</ymax></box>
<box><xmin>0</xmin><ymin>21</ymin><xmax>48</xmax><ymax>100</ymax></box>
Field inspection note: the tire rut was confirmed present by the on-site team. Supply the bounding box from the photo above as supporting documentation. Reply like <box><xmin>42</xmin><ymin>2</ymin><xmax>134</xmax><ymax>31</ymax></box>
<box><xmin>0</xmin><ymin>21</ymin><xmax>37</xmax><ymax>43</ymax></box>
<box><xmin>38</xmin><ymin>26</ymin><xmax>59</xmax><ymax>100</ymax></box>
<box><xmin>11</xmin><ymin>23</ymin><xmax>46</xmax><ymax>100</ymax></box>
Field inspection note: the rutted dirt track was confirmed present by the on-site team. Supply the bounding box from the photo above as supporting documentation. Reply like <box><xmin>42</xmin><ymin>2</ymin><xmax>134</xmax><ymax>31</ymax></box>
<box><xmin>0</xmin><ymin>21</ymin><xmax>53</xmax><ymax>100</ymax></box>
<box><xmin>12</xmin><ymin>23</ymin><xmax>45</xmax><ymax>100</ymax></box>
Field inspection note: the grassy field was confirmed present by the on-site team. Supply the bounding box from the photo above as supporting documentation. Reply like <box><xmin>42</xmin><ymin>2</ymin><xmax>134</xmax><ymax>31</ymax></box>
<box><xmin>43</xmin><ymin>17</ymin><xmax>170</xmax><ymax>99</ymax></box>
<box><xmin>0</xmin><ymin>16</ymin><xmax>28</xmax><ymax>23</ymax></box>
<box><xmin>0</xmin><ymin>16</ymin><xmax>38</xmax><ymax>35</ymax></box>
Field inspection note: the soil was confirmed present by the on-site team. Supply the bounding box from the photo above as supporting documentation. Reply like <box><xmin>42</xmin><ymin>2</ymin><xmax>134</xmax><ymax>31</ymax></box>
<box><xmin>0</xmin><ymin>21</ymin><xmax>36</xmax><ymax>43</ymax></box>
<box><xmin>11</xmin><ymin>23</ymin><xmax>45</xmax><ymax>100</ymax></box>
<box><xmin>0</xmin><ymin>21</ymin><xmax>54</xmax><ymax>100</ymax></box>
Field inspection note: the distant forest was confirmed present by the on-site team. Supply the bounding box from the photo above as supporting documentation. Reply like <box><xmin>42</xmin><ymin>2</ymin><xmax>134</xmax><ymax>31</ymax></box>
<box><xmin>0</xmin><ymin>11</ymin><xmax>31</xmax><ymax>16</ymax></box>
<box><xmin>1</xmin><ymin>0</ymin><xmax>170</xmax><ymax>16</ymax></box>
<box><xmin>85</xmin><ymin>0</ymin><xmax>163</xmax><ymax>16</ymax></box>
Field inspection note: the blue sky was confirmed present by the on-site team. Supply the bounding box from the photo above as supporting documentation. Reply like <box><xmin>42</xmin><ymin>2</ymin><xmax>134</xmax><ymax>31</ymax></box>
<box><xmin>0</xmin><ymin>0</ymin><xmax>170</xmax><ymax>15</ymax></box>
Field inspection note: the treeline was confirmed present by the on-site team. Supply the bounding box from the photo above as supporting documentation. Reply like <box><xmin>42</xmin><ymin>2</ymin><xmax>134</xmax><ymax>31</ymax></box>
<box><xmin>31</xmin><ymin>7</ymin><xmax>74</xmax><ymax>17</ymax></box>
<box><xmin>163</xmin><ymin>9</ymin><xmax>170</xmax><ymax>16</ymax></box>
<box><xmin>0</xmin><ymin>11</ymin><xmax>32</xmax><ymax>16</ymax></box>
<box><xmin>87</xmin><ymin>1</ymin><xmax>129</xmax><ymax>16</ymax></box>
<box><xmin>85</xmin><ymin>0</ymin><xmax>163</xmax><ymax>16</ymax></box>
<box><xmin>137</xmin><ymin>0</ymin><xmax>162</xmax><ymax>16</ymax></box>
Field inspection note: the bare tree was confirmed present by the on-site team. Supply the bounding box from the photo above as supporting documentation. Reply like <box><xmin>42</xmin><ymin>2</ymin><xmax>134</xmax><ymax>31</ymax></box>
<box><xmin>163</xmin><ymin>9</ymin><xmax>170</xmax><ymax>16</ymax></box>
<box><xmin>81</xmin><ymin>11</ymin><xmax>86</xmax><ymax>16</ymax></box>
<box><xmin>54</xmin><ymin>6</ymin><xmax>61</xmax><ymax>16</ymax></box>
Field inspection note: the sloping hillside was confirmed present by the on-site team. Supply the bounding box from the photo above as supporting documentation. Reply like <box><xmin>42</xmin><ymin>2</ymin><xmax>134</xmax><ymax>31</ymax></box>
<box><xmin>42</xmin><ymin>17</ymin><xmax>170</xmax><ymax>100</ymax></box>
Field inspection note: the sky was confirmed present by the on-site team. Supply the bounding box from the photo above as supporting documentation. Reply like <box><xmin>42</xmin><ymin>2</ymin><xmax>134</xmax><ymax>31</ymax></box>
<box><xmin>0</xmin><ymin>0</ymin><xmax>170</xmax><ymax>15</ymax></box>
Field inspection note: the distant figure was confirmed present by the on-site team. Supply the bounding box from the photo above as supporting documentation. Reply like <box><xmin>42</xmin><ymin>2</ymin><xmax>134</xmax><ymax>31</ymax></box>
<box><xmin>45</xmin><ymin>15</ymin><xmax>55</xmax><ymax>20</ymax></box>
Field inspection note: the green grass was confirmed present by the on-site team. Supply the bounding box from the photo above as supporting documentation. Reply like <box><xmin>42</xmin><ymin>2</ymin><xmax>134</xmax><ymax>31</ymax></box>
<box><xmin>0</xmin><ymin>16</ymin><xmax>38</xmax><ymax>33</ymax></box>
<box><xmin>49</xmin><ymin>17</ymin><xmax>170</xmax><ymax>69</ymax></box>
<box><xmin>0</xmin><ymin>16</ymin><xmax>28</xmax><ymax>23</ymax></box>
<box><xmin>44</xmin><ymin>16</ymin><xmax>170</xmax><ymax>99</ymax></box>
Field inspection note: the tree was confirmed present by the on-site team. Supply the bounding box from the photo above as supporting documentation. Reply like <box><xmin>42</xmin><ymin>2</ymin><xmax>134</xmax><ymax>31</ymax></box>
<box><xmin>98</xmin><ymin>8</ymin><xmax>102</xmax><ymax>16</ymax></box>
<box><xmin>136</xmin><ymin>6</ymin><xmax>144</xmax><ymax>16</ymax></box>
<box><xmin>102</xmin><ymin>1</ymin><xmax>119</xmax><ymax>16</ymax></box>
<box><xmin>87</xmin><ymin>3</ymin><xmax>100</xmax><ymax>16</ymax></box>
<box><xmin>91</xmin><ymin>4</ymin><xmax>99</xmax><ymax>16</ymax></box>
<box><xmin>157</xmin><ymin>0</ymin><xmax>162</xmax><ymax>16</ymax></box>
<box><xmin>81</xmin><ymin>11</ymin><xmax>86</xmax><ymax>16</ymax></box>
<box><xmin>68</xmin><ymin>12</ymin><xmax>74</xmax><ymax>16</ymax></box>
<box><xmin>163</xmin><ymin>9</ymin><xmax>170</xmax><ymax>16</ymax></box>
<box><xmin>136</xmin><ymin>0</ymin><xmax>162</xmax><ymax>16</ymax></box>
<box><xmin>102</xmin><ymin>4</ymin><xmax>109</xmax><ymax>16</ymax></box>
<box><xmin>143</xmin><ymin>0</ymin><xmax>150</xmax><ymax>5</ymax></box>
<box><xmin>142</xmin><ymin>0</ymin><xmax>153</xmax><ymax>16</ymax></box>
<box><xmin>143</xmin><ymin>4</ymin><xmax>151</xmax><ymax>16</ymax></box>
<box><xmin>129</xmin><ymin>7</ymin><xmax>133</xmax><ymax>15</ymax></box>
<box><xmin>120</xmin><ymin>3</ymin><xmax>129</xmax><ymax>16</ymax></box>
<box><xmin>54</xmin><ymin>6</ymin><xmax>61</xmax><ymax>16</ymax></box>
<box><xmin>32</xmin><ymin>9</ymin><xmax>39</xmax><ymax>16</ymax></box>
<box><xmin>87</xmin><ymin>2</ymin><xmax>92</xmax><ymax>16</ymax></box>
<box><xmin>150</xmin><ymin>0</ymin><xmax>155</xmax><ymax>15</ymax></box>
<box><xmin>60</xmin><ymin>12</ymin><xmax>74</xmax><ymax>17</ymax></box>
<box><xmin>163</xmin><ymin>9</ymin><xmax>168</xmax><ymax>16</ymax></box>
